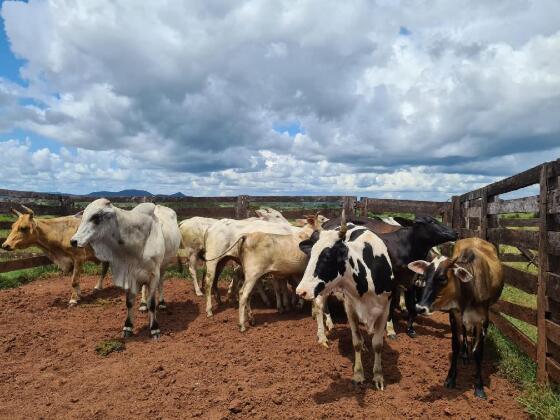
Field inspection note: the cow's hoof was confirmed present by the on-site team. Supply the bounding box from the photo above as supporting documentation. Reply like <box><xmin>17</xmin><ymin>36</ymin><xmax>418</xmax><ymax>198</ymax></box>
<box><xmin>94</xmin><ymin>286</ymin><xmax>103</xmax><ymax>291</ymax></box>
<box><xmin>325</xmin><ymin>318</ymin><xmax>335</xmax><ymax>331</ymax></box>
<box><xmin>444</xmin><ymin>377</ymin><xmax>456</xmax><ymax>389</ymax></box>
<box><xmin>239</xmin><ymin>324</ymin><xmax>246</xmax><ymax>333</ymax></box>
<box><xmin>407</xmin><ymin>329</ymin><xmax>417</xmax><ymax>338</ymax></box>
<box><xmin>474</xmin><ymin>387</ymin><xmax>487</xmax><ymax>399</ymax></box>
<box><xmin>352</xmin><ymin>374</ymin><xmax>365</xmax><ymax>385</ymax></box>
<box><xmin>158</xmin><ymin>302</ymin><xmax>167</xmax><ymax>310</ymax></box>
<box><xmin>387</xmin><ymin>333</ymin><xmax>397</xmax><ymax>340</ymax></box>
<box><xmin>248</xmin><ymin>318</ymin><xmax>256</xmax><ymax>327</ymax></box>
<box><xmin>206</xmin><ymin>311</ymin><xmax>214</xmax><ymax>318</ymax></box>
<box><xmin>318</xmin><ymin>339</ymin><xmax>329</xmax><ymax>348</ymax></box>
<box><xmin>195</xmin><ymin>290</ymin><xmax>204</xmax><ymax>297</ymax></box>
<box><xmin>68</xmin><ymin>299</ymin><xmax>78</xmax><ymax>307</ymax></box>
<box><xmin>138</xmin><ymin>304</ymin><xmax>148</xmax><ymax>313</ymax></box>
<box><xmin>151</xmin><ymin>329</ymin><xmax>161</xmax><ymax>340</ymax></box>
<box><xmin>122</xmin><ymin>328</ymin><xmax>133</xmax><ymax>338</ymax></box>
<box><xmin>373</xmin><ymin>374</ymin><xmax>385</xmax><ymax>391</ymax></box>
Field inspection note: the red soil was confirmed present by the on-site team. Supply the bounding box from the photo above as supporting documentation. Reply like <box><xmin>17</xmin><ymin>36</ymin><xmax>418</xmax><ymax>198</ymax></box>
<box><xmin>0</xmin><ymin>275</ymin><xmax>528</xmax><ymax>419</ymax></box>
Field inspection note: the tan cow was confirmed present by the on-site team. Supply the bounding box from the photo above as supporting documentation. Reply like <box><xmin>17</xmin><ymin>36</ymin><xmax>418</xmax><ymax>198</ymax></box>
<box><xmin>236</xmin><ymin>214</ymin><xmax>322</xmax><ymax>331</ymax></box>
<box><xmin>1</xmin><ymin>206</ymin><xmax>108</xmax><ymax>305</ymax></box>
<box><xmin>408</xmin><ymin>237</ymin><xmax>504</xmax><ymax>398</ymax></box>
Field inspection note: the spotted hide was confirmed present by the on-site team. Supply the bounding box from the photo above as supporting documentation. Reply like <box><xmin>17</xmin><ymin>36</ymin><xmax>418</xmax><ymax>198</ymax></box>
<box><xmin>297</xmin><ymin>222</ymin><xmax>394</xmax><ymax>389</ymax></box>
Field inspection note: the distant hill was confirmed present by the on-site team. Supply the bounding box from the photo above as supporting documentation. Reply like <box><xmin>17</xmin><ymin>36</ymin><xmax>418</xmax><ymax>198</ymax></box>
<box><xmin>87</xmin><ymin>189</ymin><xmax>153</xmax><ymax>197</ymax></box>
<box><xmin>87</xmin><ymin>189</ymin><xmax>186</xmax><ymax>198</ymax></box>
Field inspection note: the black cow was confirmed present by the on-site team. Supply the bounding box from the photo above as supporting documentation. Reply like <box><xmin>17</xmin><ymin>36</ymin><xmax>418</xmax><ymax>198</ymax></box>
<box><xmin>321</xmin><ymin>215</ymin><xmax>457</xmax><ymax>338</ymax></box>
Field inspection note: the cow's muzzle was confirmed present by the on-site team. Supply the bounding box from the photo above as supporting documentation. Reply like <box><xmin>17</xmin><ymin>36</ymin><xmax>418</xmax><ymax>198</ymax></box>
<box><xmin>1</xmin><ymin>243</ymin><xmax>12</xmax><ymax>251</ymax></box>
<box><xmin>70</xmin><ymin>239</ymin><xmax>78</xmax><ymax>248</ymax></box>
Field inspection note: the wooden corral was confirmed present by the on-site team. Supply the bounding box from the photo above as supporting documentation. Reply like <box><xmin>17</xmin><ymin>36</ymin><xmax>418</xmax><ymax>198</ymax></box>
<box><xmin>1</xmin><ymin>158</ymin><xmax>559</xmax><ymax>384</ymax></box>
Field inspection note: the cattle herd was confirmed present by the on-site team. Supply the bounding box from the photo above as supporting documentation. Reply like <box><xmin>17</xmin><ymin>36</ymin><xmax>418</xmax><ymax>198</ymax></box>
<box><xmin>2</xmin><ymin>199</ymin><xmax>504</xmax><ymax>399</ymax></box>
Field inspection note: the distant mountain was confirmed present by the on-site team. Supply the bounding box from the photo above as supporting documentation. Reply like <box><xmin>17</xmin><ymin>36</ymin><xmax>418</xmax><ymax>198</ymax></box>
<box><xmin>87</xmin><ymin>189</ymin><xmax>153</xmax><ymax>197</ymax></box>
<box><xmin>169</xmin><ymin>192</ymin><xmax>186</xmax><ymax>197</ymax></box>
<box><xmin>87</xmin><ymin>189</ymin><xmax>187</xmax><ymax>198</ymax></box>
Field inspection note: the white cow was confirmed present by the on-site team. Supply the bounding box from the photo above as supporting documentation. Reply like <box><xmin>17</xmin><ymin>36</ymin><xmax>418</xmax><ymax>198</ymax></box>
<box><xmin>203</xmin><ymin>218</ymin><xmax>300</xmax><ymax>317</ymax></box>
<box><xmin>178</xmin><ymin>208</ymin><xmax>290</xmax><ymax>297</ymax></box>
<box><xmin>71</xmin><ymin>199</ymin><xmax>181</xmax><ymax>339</ymax></box>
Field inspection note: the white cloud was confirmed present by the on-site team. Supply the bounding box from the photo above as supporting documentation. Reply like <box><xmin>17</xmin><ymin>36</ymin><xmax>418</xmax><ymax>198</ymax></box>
<box><xmin>0</xmin><ymin>0</ymin><xmax>559</xmax><ymax>197</ymax></box>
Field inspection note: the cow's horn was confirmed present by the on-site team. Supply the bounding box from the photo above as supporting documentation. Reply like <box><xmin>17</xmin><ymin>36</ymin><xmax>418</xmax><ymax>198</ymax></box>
<box><xmin>339</xmin><ymin>209</ymin><xmax>347</xmax><ymax>239</ymax></box>
<box><xmin>10</xmin><ymin>207</ymin><xmax>22</xmax><ymax>217</ymax></box>
<box><xmin>20</xmin><ymin>205</ymin><xmax>34</xmax><ymax>216</ymax></box>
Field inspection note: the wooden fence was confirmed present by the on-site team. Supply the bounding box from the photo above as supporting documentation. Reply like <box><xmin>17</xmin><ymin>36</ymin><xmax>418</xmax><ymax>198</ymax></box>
<box><xmin>1</xmin><ymin>160</ymin><xmax>559</xmax><ymax>385</ymax></box>
<box><xmin>450</xmin><ymin>159</ymin><xmax>560</xmax><ymax>384</ymax></box>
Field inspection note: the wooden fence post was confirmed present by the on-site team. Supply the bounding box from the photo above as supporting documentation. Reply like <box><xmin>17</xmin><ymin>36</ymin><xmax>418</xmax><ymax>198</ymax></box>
<box><xmin>235</xmin><ymin>195</ymin><xmax>249</xmax><ymax>219</ymax></box>
<box><xmin>451</xmin><ymin>195</ymin><xmax>461</xmax><ymax>235</ymax></box>
<box><xmin>342</xmin><ymin>196</ymin><xmax>357</xmax><ymax>217</ymax></box>
<box><xmin>480</xmin><ymin>187</ymin><xmax>488</xmax><ymax>240</ymax></box>
<box><xmin>537</xmin><ymin>163</ymin><xmax>550</xmax><ymax>384</ymax></box>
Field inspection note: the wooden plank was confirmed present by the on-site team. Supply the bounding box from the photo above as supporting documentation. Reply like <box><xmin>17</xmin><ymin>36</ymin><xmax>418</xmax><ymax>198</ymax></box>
<box><xmin>487</xmin><ymin>196</ymin><xmax>539</xmax><ymax>215</ymax></box>
<box><xmin>175</xmin><ymin>207</ymin><xmax>235</xmax><ymax>219</ymax></box>
<box><xmin>466</xmin><ymin>206</ymin><xmax>481</xmax><ymax>218</ymax></box>
<box><xmin>487</xmin><ymin>228</ymin><xmax>539</xmax><ymax>250</ymax></box>
<box><xmin>358</xmin><ymin>198</ymin><xmax>447</xmax><ymax>217</ymax></box>
<box><xmin>546</xmin><ymin>356</ymin><xmax>560</xmax><ymax>384</ymax></box>
<box><xmin>235</xmin><ymin>195</ymin><xmax>250</xmax><ymax>219</ymax></box>
<box><xmin>548</xmin><ymin>231</ymin><xmax>560</xmax><ymax>256</ymax></box>
<box><xmin>546</xmin><ymin>272</ymin><xmax>560</xmax><ymax>303</ymax></box>
<box><xmin>452</xmin><ymin>196</ymin><xmax>461</xmax><ymax>231</ymax></box>
<box><xmin>246</xmin><ymin>196</ymin><xmax>344</xmax><ymax>203</ymax></box>
<box><xmin>494</xmin><ymin>300</ymin><xmax>537</xmax><ymax>326</ymax></box>
<box><xmin>0</xmin><ymin>256</ymin><xmax>52</xmax><ymax>273</ymax></box>
<box><xmin>461</xmin><ymin>163</ymin><xmax>543</xmax><ymax>202</ymax></box>
<box><xmin>548</xmin><ymin>189</ymin><xmax>560</xmax><ymax>214</ymax></box>
<box><xmin>546</xmin><ymin>319</ymin><xmax>560</xmax><ymax>347</ymax></box>
<box><xmin>502</xmin><ymin>264</ymin><xmax>538</xmax><ymax>294</ymax></box>
<box><xmin>0</xmin><ymin>221</ymin><xmax>13</xmax><ymax>229</ymax></box>
<box><xmin>500</xmin><ymin>253</ymin><xmax>532</xmax><ymax>263</ymax></box>
<box><xmin>459</xmin><ymin>228</ymin><xmax>478</xmax><ymax>239</ymax></box>
<box><xmin>499</xmin><ymin>218</ymin><xmax>539</xmax><ymax>227</ymax></box>
<box><xmin>490</xmin><ymin>310</ymin><xmax>537</xmax><ymax>361</ymax></box>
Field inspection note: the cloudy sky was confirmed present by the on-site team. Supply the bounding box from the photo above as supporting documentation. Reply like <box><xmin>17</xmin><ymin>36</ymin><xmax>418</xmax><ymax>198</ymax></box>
<box><xmin>0</xmin><ymin>0</ymin><xmax>559</xmax><ymax>199</ymax></box>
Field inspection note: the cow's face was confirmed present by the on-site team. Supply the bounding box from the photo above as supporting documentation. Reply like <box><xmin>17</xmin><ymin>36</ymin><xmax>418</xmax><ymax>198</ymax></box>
<box><xmin>70</xmin><ymin>199</ymin><xmax>116</xmax><ymax>248</ymax></box>
<box><xmin>255</xmin><ymin>207</ymin><xmax>288</xmax><ymax>224</ymax></box>
<box><xmin>296</xmin><ymin>230</ymin><xmax>349</xmax><ymax>300</ymax></box>
<box><xmin>408</xmin><ymin>253</ymin><xmax>473</xmax><ymax>314</ymax></box>
<box><xmin>2</xmin><ymin>212</ymin><xmax>37</xmax><ymax>251</ymax></box>
<box><xmin>413</xmin><ymin>216</ymin><xmax>458</xmax><ymax>245</ymax></box>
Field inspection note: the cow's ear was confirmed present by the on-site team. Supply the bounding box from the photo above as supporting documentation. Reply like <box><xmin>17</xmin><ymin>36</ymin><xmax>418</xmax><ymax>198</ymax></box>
<box><xmin>299</xmin><ymin>239</ymin><xmax>314</xmax><ymax>256</ymax></box>
<box><xmin>407</xmin><ymin>260</ymin><xmax>430</xmax><ymax>275</ymax></box>
<box><xmin>457</xmin><ymin>248</ymin><xmax>475</xmax><ymax>264</ymax></box>
<box><xmin>74</xmin><ymin>210</ymin><xmax>84</xmax><ymax>218</ymax></box>
<box><xmin>453</xmin><ymin>266</ymin><xmax>473</xmax><ymax>283</ymax></box>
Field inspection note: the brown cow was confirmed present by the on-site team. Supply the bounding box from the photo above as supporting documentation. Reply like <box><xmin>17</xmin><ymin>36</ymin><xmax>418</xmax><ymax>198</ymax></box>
<box><xmin>408</xmin><ymin>237</ymin><xmax>503</xmax><ymax>398</ymax></box>
<box><xmin>1</xmin><ymin>206</ymin><xmax>109</xmax><ymax>306</ymax></box>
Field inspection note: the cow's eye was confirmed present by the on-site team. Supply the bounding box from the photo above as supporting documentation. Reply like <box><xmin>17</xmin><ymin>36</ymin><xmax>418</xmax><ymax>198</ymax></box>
<box><xmin>19</xmin><ymin>226</ymin><xmax>29</xmax><ymax>232</ymax></box>
<box><xmin>90</xmin><ymin>213</ymin><xmax>102</xmax><ymax>225</ymax></box>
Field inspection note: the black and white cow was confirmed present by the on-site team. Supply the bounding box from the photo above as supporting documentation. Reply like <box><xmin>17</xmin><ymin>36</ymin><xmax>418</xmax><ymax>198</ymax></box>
<box><xmin>296</xmin><ymin>213</ymin><xmax>394</xmax><ymax>389</ymax></box>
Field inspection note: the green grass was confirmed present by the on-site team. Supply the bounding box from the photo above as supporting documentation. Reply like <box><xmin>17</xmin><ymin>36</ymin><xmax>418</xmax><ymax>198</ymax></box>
<box><xmin>0</xmin><ymin>264</ymin><xmax>59</xmax><ymax>289</ymax></box>
<box><xmin>95</xmin><ymin>339</ymin><xmax>125</xmax><ymax>356</ymax></box>
<box><xmin>488</xmin><ymin>326</ymin><xmax>560</xmax><ymax>419</ymax></box>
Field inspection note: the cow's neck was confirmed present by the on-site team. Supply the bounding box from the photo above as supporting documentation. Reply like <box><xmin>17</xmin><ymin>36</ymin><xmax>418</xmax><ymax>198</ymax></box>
<box><xmin>33</xmin><ymin>219</ymin><xmax>65</xmax><ymax>256</ymax></box>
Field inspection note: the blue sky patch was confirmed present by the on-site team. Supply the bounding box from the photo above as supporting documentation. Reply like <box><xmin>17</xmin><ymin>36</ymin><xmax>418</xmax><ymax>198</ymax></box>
<box><xmin>399</xmin><ymin>26</ymin><xmax>412</xmax><ymax>36</ymax></box>
<box><xmin>273</xmin><ymin>120</ymin><xmax>305</xmax><ymax>137</ymax></box>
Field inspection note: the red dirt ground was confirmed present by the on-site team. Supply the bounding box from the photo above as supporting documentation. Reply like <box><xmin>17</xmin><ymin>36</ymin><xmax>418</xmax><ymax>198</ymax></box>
<box><xmin>0</xmin><ymin>275</ymin><xmax>528</xmax><ymax>419</ymax></box>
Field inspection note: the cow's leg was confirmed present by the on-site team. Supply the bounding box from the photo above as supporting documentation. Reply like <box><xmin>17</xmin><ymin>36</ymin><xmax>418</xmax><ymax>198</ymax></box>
<box><xmin>271</xmin><ymin>279</ymin><xmax>285</xmax><ymax>313</ymax></box>
<box><xmin>404</xmin><ymin>286</ymin><xmax>417</xmax><ymax>338</ymax></box>
<box><xmin>386</xmin><ymin>289</ymin><xmax>397</xmax><ymax>339</ymax></box>
<box><xmin>123</xmin><ymin>289</ymin><xmax>136</xmax><ymax>338</ymax></box>
<box><xmin>189</xmin><ymin>253</ymin><xmax>203</xmax><ymax>297</ymax></box>
<box><xmin>313</xmin><ymin>296</ymin><xmax>329</xmax><ymax>348</ymax></box>
<box><xmin>254</xmin><ymin>280</ymin><xmax>271</xmax><ymax>307</ymax></box>
<box><xmin>239</xmin><ymin>271</ymin><xmax>259</xmax><ymax>332</ymax></box>
<box><xmin>461</xmin><ymin>324</ymin><xmax>469</xmax><ymax>365</ymax></box>
<box><xmin>158</xmin><ymin>270</ymin><xmax>166</xmax><ymax>310</ymax></box>
<box><xmin>69</xmin><ymin>263</ymin><xmax>81</xmax><ymax>306</ymax></box>
<box><xmin>139</xmin><ymin>285</ymin><xmax>148</xmax><ymax>312</ymax></box>
<box><xmin>280</xmin><ymin>280</ymin><xmax>292</xmax><ymax>311</ymax></box>
<box><xmin>444</xmin><ymin>311</ymin><xmax>461</xmax><ymax>389</ymax></box>
<box><xmin>473</xmin><ymin>320</ymin><xmax>488</xmax><ymax>399</ymax></box>
<box><xmin>372</xmin><ymin>302</ymin><xmax>390</xmax><ymax>390</ymax></box>
<box><xmin>344</xmin><ymin>299</ymin><xmax>365</xmax><ymax>384</ymax></box>
<box><xmin>148</xmin><ymin>278</ymin><xmax>161</xmax><ymax>339</ymax></box>
<box><xmin>204</xmin><ymin>260</ymin><xmax>218</xmax><ymax>317</ymax></box>
<box><xmin>94</xmin><ymin>261</ymin><xmax>110</xmax><ymax>290</ymax></box>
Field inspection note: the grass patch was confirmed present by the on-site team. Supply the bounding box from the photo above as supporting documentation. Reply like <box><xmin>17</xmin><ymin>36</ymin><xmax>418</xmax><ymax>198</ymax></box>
<box><xmin>95</xmin><ymin>339</ymin><xmax>125</xmax><ymax>357</ymax></box>
<box><xmin>488</xmin><ymin>325</ymin><xmax>560</xmax><ymax>419</ymax></box>
<box><xmin>0</xmin><ymin>265</ymin><xmax>59</xmax><ymax>289</ymax></box>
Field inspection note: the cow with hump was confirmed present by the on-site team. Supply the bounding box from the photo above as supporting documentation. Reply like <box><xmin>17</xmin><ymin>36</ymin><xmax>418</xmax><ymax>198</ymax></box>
<box><xmin>2</xmin><ymin>205</ymin><xmax>109</xmax><ymax>306</ymax></box>
<box><xmin>408</xmin><ymin>237</ymin><xmax>504</xmax><ymax>398</ymax></box>
<box><xmin>296</xmin><ymin>211</ymin><xmax>394</xmax><ymax>389</ymax></box>
<box><xmin>70</xmin><ymin>199</ymin><xmax>181</xmax><ymax>339</ymax></box>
